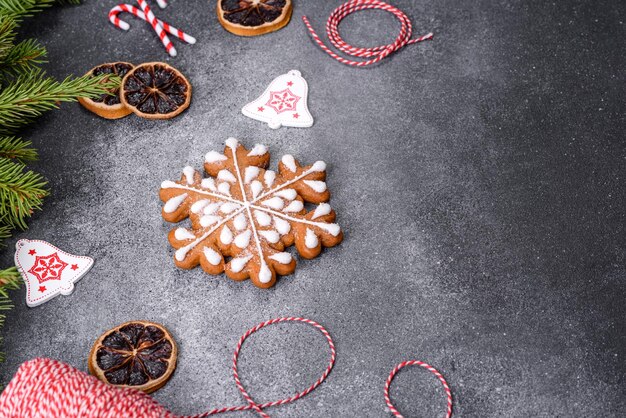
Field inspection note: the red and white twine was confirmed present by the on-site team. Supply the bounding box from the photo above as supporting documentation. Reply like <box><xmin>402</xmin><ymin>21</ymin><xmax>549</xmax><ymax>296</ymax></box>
<box><xmin>108</xmin><ymin>0</ymin><xmax>195</xmax><ymax>57</ymax></box>
<box><xmin>186</xmin><ymin>317</ymin><xmax>336</xmax><ymax>418</ymax></box>
<box><xmin>0</xmin><ymin>317</ymin><xmax>453</xmax><ymax>417</ymax></box>
<box><xmin>302</xmin><ymin>0</ymin><xmax>433</xmax><ymax>67</ymax></box>
<box><xmin>384</xmin><ymin>360</ymin><xmax>453</xmax><ymax>418</ymax></box>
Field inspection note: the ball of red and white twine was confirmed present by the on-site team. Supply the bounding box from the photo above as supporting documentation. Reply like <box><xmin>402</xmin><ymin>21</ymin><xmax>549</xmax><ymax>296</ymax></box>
<box><xmin>108</xmin><ymin>0</ymin><xmax>195</xmax><ymax>57</ymax></box>
<box><xmin>302</xmin><ymin>0</ymin><xmax>433</xmax><ymax>67</ymax></box>
<box><xmin>0</xmin><ymin>317</ymin><xmax>452</xmax><ymax>417</ymax></box>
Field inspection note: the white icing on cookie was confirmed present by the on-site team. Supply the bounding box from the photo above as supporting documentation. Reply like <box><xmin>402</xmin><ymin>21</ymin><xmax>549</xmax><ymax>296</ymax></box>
<box><xmin>323</xmin><ymin>223</ymin><xmax>341</xmax><ymax>236</ymax></box>
<box><xmin>191</xmin><ymin>199</ymin><xmax>210</xmax><ymax>214</ymax></box>
<box><xmin>303</xmin><ymin>180</ymin><xmax>327</xmax><ymax>193</ymax></box>
<box><xmin>275</xmin><ymin>189</ymin><xmax>297</xmax><ymax>200</ymax></box>
<box><xmin>174</xmin><ymin>227</ymin><xmax>195</xmax><ymax>241</ymax></box>
<box><xmin>218</xmin><ymin>183</ymin><xmax>231</xmax><ymax>196</ymax></box>
<box><xmin>248</xmin><ymin>144</ymin><xmax>267</xmax><ymax>157</ymax></box>
<box><xmin>220</xmin><ymin>226</ymin><xmax>233</xmax><ymax>244</ymax></box>
<box><xmin>312</xmin><ymin>203</ymin><xmax>331</xmax><ymax>220</ymax></box>
<box><xmin>244</xmin><ymin>166</ymin><xmax>260</xmax><ymax>184</ymax></box>
<box><xmin>220</xmin><ymin>202</ymin><xmax>240</xmax><ymax>214</ymax></box>
<box><xmin>273</xmin><ymin>216</ymin><xmax>291</xmax><ymax>234</ymax></box>
<box><xmin>203</xmin><ymin>247</ymin><xmax>221</xmax><ymax>265</ymax></box>
<box><xmin>283</xmin><ymin>200</ymin><xmax>304</xmax><ymax>213</ymax></box>
<box><xmin>311</xmin><ymin>161</ymin><xmax>326</xmax><ymax>172</ymax></box>
<box><xmin>161</xmin><ymin>180</ymin><xmax>177</xmax><ymax>189</ymax></box>
<box><xmin>201</xmin><ymin>178</ymin><xmax>217</xmax><ymax>191</ymax></box>
<box><xmin>203</xmin><ymin>202</ymin><xmax>220</xmax><ymax>215</ymax></box>
<box><xmin>264</xmin><ymin>170</ymin><xmax>276</xmax><ymax>187</ymax></box>
<box><xmin>164</xmin><ymin>193</ymin><xmax>187</xmax><ymax>213</ymax></box>
<box><xmin>175</xmin><ymin>247</ymin><xmax>188</xmax><ymax>262</ymax></box>
<box><xmin>230</xmin><ymin>255</ymin><xmax>251</xmax><ymax>273</ymax></box>
<box><xmin>305</xmin><ymin>228</ymin><xmax>319</xmax><ymax>249</ymax></box>
<box><xmin>281</xmin><ymin>155</ymin><xmax>297</xmax><ymax>172</ymax></box>
<box><xmin>262</xmin><ymin>197</ymin><xmax>284</xmax><ymax>210</ymax></box>
<box><xmin>183</xmin><ymin>166</ymin><xmax>195</xmax><ymax>184</ymax></box>
<box><xmin>200</xmin><ymin>215</ymin><xmax>220</xmax><ymax>227</ymax></box>
<box><xmin>234</xmin><ymin>230</ymin><xmax>252</xmax><ymax>248</ymax></box>
<box><xmin>254</xmin><ymin>210</ymin><xmax>272</xmax><ymax>226</ymax></box>
<box><xmin>234</xmin><ymin>213</ymin><xmax>247</xmax><ymax>230</ymax></box>
<box><xmin>259</xmin><ymin>230</ymin><xmax>280</xmax><ymax>243</ymax></box>
<box><xmin>251</xmin><ymin>180</ymin><xmax>263</xmax><ymax>199</ymax></box>
<box><xmin>217</xmin><ymin>169</ymin><xmax>237</xmax><ymax>183</ymax></box>
<box><xmin>225</xmin><ymin>137</ymin><xmax>239</xmax><ymax>149</ymax></box>
<box><xmin>269</xmin><ymin>252</ymin><xmax>292</xmax><ymax>264</ymax></box>
<box><xmin>258</xmin><ymin>263</ymin><xmax>272</xmax><ymax>283</ymax></box>
<box><xmin>205</xmin><ymin>151</ymin><xmax>227</xmax><ymax>164</ymax></box>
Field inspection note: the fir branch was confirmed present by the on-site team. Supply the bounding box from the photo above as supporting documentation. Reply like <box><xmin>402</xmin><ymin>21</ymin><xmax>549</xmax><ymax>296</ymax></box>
<box><xmin>0</xmin><ymin>70</ymin><xmax>120</xmax><ymax>135</ymax></box>
<box><xmin>0</xmin><ymin>15</ymin><xmax>17</xmax><ymax>60</ymax></box>
<box><xmin>0</xmin><ymin>223</ymin><xmax>11</xmax><ymax>244</ymax></box>
<box><xmin>0</xmin><ymin>267</ymin><xmax>20</xmax><ymax>298</ymax></box>
<box><xmin>0</xmin><ymin>158</ymin><xmax>48</xmax><ymax>230</ymax></box>
<box><xmin>0</xmin><ymin>1</ymin><xmax>79</xmax><ymax>21</ymax></box>
<box><xmin>0</xmin><ymin>39</ymin><xmax>47</xmax><ymax>81</ymax></box>
<box><xmin>0</xmin><ymin>137</ymin><xmax>37</xmax><ymax>162</ymax></box>
<box><xmin>0</xmin><ymin>267</ymin><xmax>20</xmax><ymax>356</ymax></box>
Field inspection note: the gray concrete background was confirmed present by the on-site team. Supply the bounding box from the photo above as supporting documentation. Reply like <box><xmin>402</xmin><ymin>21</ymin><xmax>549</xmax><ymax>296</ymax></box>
<box><xmin>1</xmin><ymin>0</ymin><xmax>625</xmax><ymax>416</ymax></box>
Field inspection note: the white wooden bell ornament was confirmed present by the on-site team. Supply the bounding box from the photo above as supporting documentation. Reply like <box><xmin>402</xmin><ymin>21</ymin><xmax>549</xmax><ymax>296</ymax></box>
<box><xmin>14</xmin><ymin>239</ymin><xmax>93</xmax><ymax>307</ymax></box>
<box><xmin>242</xmin><ymin>70</ymin><xmax>313</xmax><ymax>129</ymax></box>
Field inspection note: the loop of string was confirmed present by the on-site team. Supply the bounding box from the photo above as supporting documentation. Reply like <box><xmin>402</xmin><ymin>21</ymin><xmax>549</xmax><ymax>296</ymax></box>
<box><xmin>183</xmin><ymin>317</ymin><xmax>336</xmax><ymax>418</ymax></box>
<box><xmin>302</xmin><ymin>0</ymin><xmax>433</xmax><ymax>67</ymax></box>
<box><xmin>384</xmin><ymin>360</ymin><xmax>453</xmax><ymax>418</ymax></box>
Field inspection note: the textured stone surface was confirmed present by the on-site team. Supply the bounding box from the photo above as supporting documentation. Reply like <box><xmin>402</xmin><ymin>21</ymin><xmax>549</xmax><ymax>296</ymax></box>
<box><xmin>1</xmin><ymin>0</ymin><xmax>625</xmax><ymax>416</ymax></box>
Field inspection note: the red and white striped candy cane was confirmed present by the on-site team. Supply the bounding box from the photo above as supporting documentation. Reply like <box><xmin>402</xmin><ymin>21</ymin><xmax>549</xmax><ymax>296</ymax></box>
<box><xmin>302</xmin><ymin>0</ymin><xmax>433</xmax><ymax>67</ymax></box>
<box><xmin>109</xmin><ymin>4</ymin><xmax>196</xmax><ymax>44</ymax></box>
<box><xmin>136</xmin><ymin>0</ymin><xmax>176</xmax><ymax>57</ymax></box>
<box><xmin>384</xmin><ymin>360</ymin><xmax>453</xmax><ymax>418</ymax></box>
<box><xmin>156</xmin><ymin>0</ymin><xmax>167</xmax><ymax>9</ymax></box>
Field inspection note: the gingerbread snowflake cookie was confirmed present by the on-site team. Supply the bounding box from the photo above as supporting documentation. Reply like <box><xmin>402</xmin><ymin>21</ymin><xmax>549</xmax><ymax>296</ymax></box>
<box><xmin>159</xmin><ymin>138</ymin><xmax>343</xmax><ymax>288</ymax></box>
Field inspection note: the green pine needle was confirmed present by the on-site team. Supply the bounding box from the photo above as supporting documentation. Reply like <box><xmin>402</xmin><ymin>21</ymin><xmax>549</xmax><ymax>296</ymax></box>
<box><xmin>0</xmin><ymin>1</ymin><xmax>79</xmax><ymax>21</ymax></box>
<box><xmin>0</xmin><ymin>136</ymin><xmax>37</xmax><ymax>162</ymax></box>
<box><xmin>0</xmin><ymin>15</ymin><xmax>17</xmax><ymax>60</ymax></box>
<box><xmin>0</xmin><ymin>39</ymin><xmax>47</xmax><ymax>81</ymax></box>
<box><xmin>0</xmin><ymin>158</ymin><xmax>48</xmax><ymax>230</ymax></box>
<box><xmin>0</xmin><ymin>267</ymin><xmax>20</xmax><ymax>298</ymax></box>
<box><xmin>0</xmin><ymin>223</ymin><xmax>11</xmax><ymax>244</ymax></box>
<box><xmin>0</xmin><ymin>69</ymin><xmax>120</xmax><ymax>135</ymax></box>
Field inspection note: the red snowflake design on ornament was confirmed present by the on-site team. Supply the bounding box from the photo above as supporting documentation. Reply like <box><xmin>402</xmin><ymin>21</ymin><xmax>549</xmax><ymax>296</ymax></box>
<box><xmin>266</xmin><ymin>88</ymin><xmax>300</xmax><ymax>114</ymax></box>
<box><xmin>28</xmin><ymin>253</ymin><xmax>68</xmax><ymax>283</ymax></box>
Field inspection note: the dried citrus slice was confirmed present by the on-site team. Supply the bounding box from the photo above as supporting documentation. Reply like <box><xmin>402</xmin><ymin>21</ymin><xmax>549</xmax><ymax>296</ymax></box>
<box><xmin>120</xmin><ymin>62</ymin><xmax>191</xmax><ymax>120</ymax></box>
<box><xmin>78</xmin><ymin>62</ymin><xmax>134</xmax><ymax>119</ymax></box>
<box><xmin>217</xmin><ymin>0</ymin><xmax>293</xmax><ymax>37</ymax></box>
<box><xmin>88</xmin><ymin>320</ymin><xmax>177</xmax><ymax>393</ymax></box>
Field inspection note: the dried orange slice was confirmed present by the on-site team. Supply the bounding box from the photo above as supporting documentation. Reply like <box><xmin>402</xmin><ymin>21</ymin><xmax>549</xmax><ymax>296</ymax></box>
<box><xmin>217</xmin><ymin>0</ymin><xmax>293</xmax><ymax>37</ymax></box>
<box><xmin>88</xmin><ymin>320</ymin><xmax>177</xmax><ymax>393</ymax></box>
<box><xmin>120</xmin><ymin>62</ymin><xmax>191</xmax><ymax>120</ymax></box>
<box><xmin>78</xmin><ymin>62</ymin><xmax>134</xmax><ymax>119</ymax></box>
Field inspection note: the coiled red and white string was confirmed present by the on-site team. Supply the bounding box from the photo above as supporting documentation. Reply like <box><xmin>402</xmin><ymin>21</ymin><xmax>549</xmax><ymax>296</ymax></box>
<box><xmin>108</xmin><ymin>0</ymin><xmax>195</xmax><ymax>57</ymax></box>
<box><xmin>384</xmin><ymin>360</ymin><xmax>453</xmax><ymax>418</ymax></box>
<box><xmin>0</xmin><ymin>317</ymin><xmax>452</xmax><ymax>417</ymax></box>
<box><xmin>302</xmin><ymin>0</ymin><xmax>433</xmax><ymax>67</ymax></box>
